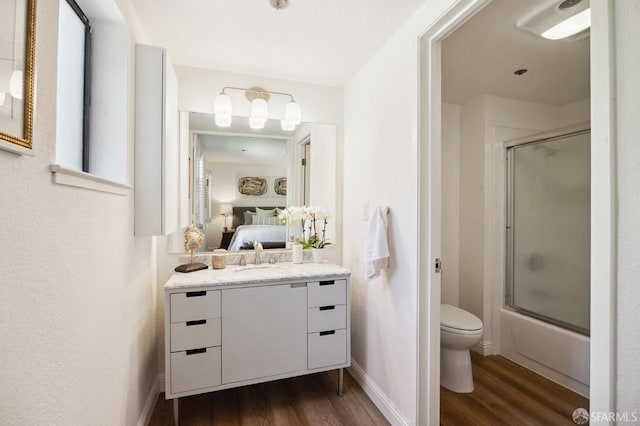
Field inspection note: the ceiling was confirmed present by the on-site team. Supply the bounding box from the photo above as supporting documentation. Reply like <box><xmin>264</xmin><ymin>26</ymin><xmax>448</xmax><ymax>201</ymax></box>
<box><xmin>199</xmin><ymin>133</ymin><xmax>288</xmax><ymax>165</ymax></box>
<box><xmin>131</xmin><ymin>0</ymin><xmax>427</xmax><ymax>87</ymax></box>
<box><xmin>191</xmin><ymin>112</ymin><xmax>289</xmax><ymax>164</ymax></box>
<box><xmin>442</xmin><ymin>0</ymin><xmax>590</xmax><ymax>105</ymax></box>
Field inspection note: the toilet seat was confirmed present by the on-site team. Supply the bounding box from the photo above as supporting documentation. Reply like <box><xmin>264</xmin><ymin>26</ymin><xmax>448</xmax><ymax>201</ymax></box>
<box><xmin>441</xmin><ymin>304</ymin><xmax>482</xmax><ymax>334</ymax></box>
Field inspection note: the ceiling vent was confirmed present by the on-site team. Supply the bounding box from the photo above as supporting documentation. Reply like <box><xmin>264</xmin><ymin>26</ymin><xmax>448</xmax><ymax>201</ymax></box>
<box><xmin>517</xmin><ymin>0</ymin><xmax>590</xmax><ymax>42</ymax></box>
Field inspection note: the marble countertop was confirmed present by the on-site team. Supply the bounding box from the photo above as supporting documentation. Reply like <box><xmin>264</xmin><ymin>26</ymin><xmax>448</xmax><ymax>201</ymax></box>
<box><xmin>165</xmin><ymin>262</ymin><xmax>351</xmax><ymax>290</ymax></box>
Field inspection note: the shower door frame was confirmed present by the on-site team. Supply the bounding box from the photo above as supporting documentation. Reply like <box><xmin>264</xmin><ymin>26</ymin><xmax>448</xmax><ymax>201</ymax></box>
<box><xmin>504</xmin><ymin>123</ymin><xmax>591</xmax><ymax>336</ymax></box>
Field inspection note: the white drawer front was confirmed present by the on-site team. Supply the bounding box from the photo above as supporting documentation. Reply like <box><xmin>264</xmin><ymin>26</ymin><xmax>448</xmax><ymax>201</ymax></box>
<box><xmin>171</xmin><ymin>347</ymin><xmax>221</xmax><ymax>394</ymax></box>
<box><xmin>307</xmin><ymin>279</ymin><xmax>346</xmax><ymax>308</ymax></box>
<box><xmin>308</xmin><ymin>305</ymin><xmax>346</xmax><ymax>333</ymax></box>
<box><xmin>170</xmin><ymin>318</ymin><xmax>221</xmax><ymax>352</ymax></box>
<box><xmin>308</xmin><ymin>329</ymin><xmax>347</xmax><ymax>369</ymax></box>
<box><xmin>170</xmin><ymin>290</ymin><xmax>220</xmax><ymax>323</ymax></box>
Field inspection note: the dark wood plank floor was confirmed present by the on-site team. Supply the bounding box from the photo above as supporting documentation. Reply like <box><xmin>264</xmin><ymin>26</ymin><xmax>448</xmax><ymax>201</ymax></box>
<box><xmin>441</xmin><ymin>351</ymin><xmax>590</xmax><ymax>425</ymax></box>
<box><xmin>148</xmin><ymin>370</ymin><xmax>390</xmax><ymax>426</ymax></box>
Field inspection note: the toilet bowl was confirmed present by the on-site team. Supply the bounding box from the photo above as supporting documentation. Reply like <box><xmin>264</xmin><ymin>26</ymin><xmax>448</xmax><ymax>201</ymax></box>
<box><xmin>440</xmin><ymin>304</ymin><xmax>483</xmax><ymax>393</ymax></box>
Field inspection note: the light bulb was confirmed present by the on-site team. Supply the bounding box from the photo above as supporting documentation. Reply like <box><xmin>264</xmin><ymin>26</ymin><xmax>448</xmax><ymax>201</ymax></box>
<box><xmin>10</xmin><ymin>70</ymin><xmax>23</xmax><ymax>100</ymax></box>
<box><xmin>215</xmin><ymin>114</ymin><xmax>232</xmax><ymax>127</ymax></box>
<box><xmin>214</xmin><ymin>93</ymin><xmax>232</xmax><ymax>115</ymax></box>
<box><xmin>285</xmin><ymin>101</ymin><xmax>301</xmax><ymax>125</ymax></box>
<box><xmin>281</xmin><ymin>119</ymin><xmax>295</xmax><ymax>131</ymax></box>
<box><xmin>249</xmin><ymin>116</ymin><xmax>266</xmax><ymax>130</ymax></box>
<box><xmin>0</xmin><ymin>92</ymin><xmax>5</xmax><ymax>106</ymax></box>
<box><xmin>250</xmin><ymin>98</ymin><xmax>268</xmax><ymax>122</ymax></box>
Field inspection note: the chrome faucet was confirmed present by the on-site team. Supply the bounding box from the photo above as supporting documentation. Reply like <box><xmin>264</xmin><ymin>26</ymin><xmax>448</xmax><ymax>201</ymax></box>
<box><xmin>253</xmin><ymin>240</ymin><xmax>263</xmax><ymax>265</ymax></box>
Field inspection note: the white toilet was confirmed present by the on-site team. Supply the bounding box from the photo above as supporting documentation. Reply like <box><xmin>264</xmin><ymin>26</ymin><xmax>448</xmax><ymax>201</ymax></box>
<box><xmin>440</xmin><ymin>304</ymin><xmax>483</xmax><ymax>393</ymax></box>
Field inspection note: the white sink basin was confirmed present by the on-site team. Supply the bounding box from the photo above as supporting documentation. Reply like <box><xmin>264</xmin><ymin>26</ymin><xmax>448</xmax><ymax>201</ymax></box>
<box><xmin>233</xmin><ymin>264</ymin><xmax>285</xmax><ymax>272</ymax></box>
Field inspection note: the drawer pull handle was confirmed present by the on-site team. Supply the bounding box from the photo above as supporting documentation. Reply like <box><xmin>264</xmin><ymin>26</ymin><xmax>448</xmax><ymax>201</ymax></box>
<box><xmin>319</xmin><ymin>280</ymin><xmax>335</xmax><ymax>286</ymax></box>
<box><xmin>186</xmin><ymin>291</ymin><xmax>206</xmax><ymax>298</ymax></box>
<box><xmin>186</xmin><ymin>320</ymin><xmax>206</xmax><ymax>326</ymax></box>
<box><xmin>186</xmin><ymin>348</ymin><xmax>207</xmax><ymax>355</ymax></box>
<box><xmin>319</xmin><ymin>305</ymin><xmax>335</xmax><ymax>311</ymax></box>
<box><xmin>291</xmin><ymin>283</ymin><xmax>307</xmax><ymax>288</ymax></box>
<box><xmin>320</xmin><ymin>330</ymin><xmax>336</xmax><ymax>336</ymax></box>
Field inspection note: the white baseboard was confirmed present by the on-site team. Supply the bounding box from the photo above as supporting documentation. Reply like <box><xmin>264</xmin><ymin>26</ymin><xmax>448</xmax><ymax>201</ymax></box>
<box><xmin>347</xmin><ymin>359</ymin><xmax>410</xmax><ymax>426</ymax></box>
<box><xmin>137</xmin><ymin>375</ymin><xmax>162</xmax><ymax>426</ymax></box>
<box><xmin>473</xmin><ymin>339</ymin><xmax>493</xmax><ymax>355</ymax></box>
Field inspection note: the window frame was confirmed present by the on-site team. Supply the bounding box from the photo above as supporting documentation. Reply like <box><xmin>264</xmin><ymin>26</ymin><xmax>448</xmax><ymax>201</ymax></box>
<box><xmin>61</xmin><ymin>0</ymin><xmax>92</xmax><ymax>172</ymax></box>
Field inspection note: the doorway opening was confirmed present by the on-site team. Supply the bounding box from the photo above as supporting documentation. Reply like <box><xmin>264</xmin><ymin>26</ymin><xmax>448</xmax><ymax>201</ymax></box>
<box><xmin>417</xmin><ymin>0</ymin><xmax>614</xmax><ymax>424</ymax></box>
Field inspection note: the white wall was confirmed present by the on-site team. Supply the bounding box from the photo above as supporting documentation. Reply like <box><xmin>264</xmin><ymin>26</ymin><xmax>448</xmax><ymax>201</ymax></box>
<box><xmin>458</xmin><ymin>95</ymin><xmax>486</xmax><ymax>325</ymax></box>
<box><xmin>0</xmin><ymin>1</ymin><xmax>157</xmax><ymax>425</ymax></box>
<box><xmin>614</xmin><ymin>0</ymin><xmax>640</xmax><ymax>414</ymax></box>
<box><xmin>441</xmin><ymin>103</ymin><xmax>460</xmax><ymax>306</ymax></box>
<box><xmin>343</xmin><ymin>1</ymin><xmax>459</xmax><ymax>423</ymax></box>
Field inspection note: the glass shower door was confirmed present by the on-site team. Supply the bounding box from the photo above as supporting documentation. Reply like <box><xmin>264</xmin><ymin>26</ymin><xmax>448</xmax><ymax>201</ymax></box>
<box><xmin>506</xmin><ymin>130</ymin><xmax>590</xmax><ymax>335</ymax></box>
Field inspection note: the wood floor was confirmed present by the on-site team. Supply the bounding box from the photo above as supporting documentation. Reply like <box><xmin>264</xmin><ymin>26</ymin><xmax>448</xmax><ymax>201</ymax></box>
<box><xmin>148</xmin><ymin>370</ymin><xmax>389</xmax><ymax>426</ymax></box>
<box><xmin>150</xmin><ymin>353</ymin><xmax>588</xmax><ymax>425</ymax></box>
<box><xmin>441</xmin><ymin>351</ymin><xmax>590</xmax><ymax>426</ymax></box>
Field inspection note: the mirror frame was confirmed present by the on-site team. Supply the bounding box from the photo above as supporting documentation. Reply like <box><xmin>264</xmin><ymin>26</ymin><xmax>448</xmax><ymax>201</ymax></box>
<box><xmin>0</xmin><ymin>0</ymin><xmax>36</xmax><ymax>152</ymax></box>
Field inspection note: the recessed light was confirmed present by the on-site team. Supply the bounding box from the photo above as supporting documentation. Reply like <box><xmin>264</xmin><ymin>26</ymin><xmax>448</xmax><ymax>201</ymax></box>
<box><xmin>514</xmin><ymin>69</ymin><xmax>528</xmax><ymax>76</ymax></box>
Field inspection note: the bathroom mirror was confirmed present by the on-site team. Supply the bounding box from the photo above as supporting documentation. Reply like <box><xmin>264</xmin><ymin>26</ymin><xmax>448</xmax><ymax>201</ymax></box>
<box><xmin>168</xmin><ymin>112</ymin><xmax>337</xmax><ymax>253</ymax></box>
<box><xmin>0</xmin><ymin>0</ymin><xmax>36</xmax><ymax>152</ymax></box>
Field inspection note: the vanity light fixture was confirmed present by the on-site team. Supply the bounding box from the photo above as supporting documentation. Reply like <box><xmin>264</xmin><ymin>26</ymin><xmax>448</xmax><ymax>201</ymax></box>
<box><xmin>213</xmin><ymin>86</ymin><xmax>302</xmax><ymax>131</ymax></box>
<box><xmin>213</xmin><ymin>92</ymin><xmax>232</xmax><ymax>127</ymax></box>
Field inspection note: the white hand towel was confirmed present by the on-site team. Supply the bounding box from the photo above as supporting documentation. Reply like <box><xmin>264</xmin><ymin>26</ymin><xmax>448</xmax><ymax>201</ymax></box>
<box><xmin>364</xmin><ymin>206</ymin><xmax>390</xmax><ymax>279</ymax></box>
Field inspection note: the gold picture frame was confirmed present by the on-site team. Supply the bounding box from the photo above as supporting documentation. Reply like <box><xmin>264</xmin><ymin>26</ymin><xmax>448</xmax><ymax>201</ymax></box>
<box><xmin>0</xmin><ymin>0</ymin><xmax>36</xmax><ymax>152</ymax></box>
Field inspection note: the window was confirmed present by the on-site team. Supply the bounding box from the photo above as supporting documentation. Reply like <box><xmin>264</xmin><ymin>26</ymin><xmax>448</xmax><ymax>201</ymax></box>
<box><xmin>52</xmin><ymin>0</ymin><xmax>129</xmax><ymax>189</ymax></box>
<box><xmin>55</xmin><ymin>0</ymin><xmax>91</xmax><ymax>172</ymax></box>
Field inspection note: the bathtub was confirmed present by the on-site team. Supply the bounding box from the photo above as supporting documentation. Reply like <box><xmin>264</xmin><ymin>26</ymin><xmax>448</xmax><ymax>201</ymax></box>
<box><xmin>499</xmin><ymin>308</ymin><xmax>590</xmax><ymax>397</ymax></box>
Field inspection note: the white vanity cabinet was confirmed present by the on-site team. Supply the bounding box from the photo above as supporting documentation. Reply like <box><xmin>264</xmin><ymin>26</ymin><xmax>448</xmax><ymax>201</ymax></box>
<box><xmin>164</xmin><ymin>264</ymin><xmax>351</xmax><ymax>406</ymax></box>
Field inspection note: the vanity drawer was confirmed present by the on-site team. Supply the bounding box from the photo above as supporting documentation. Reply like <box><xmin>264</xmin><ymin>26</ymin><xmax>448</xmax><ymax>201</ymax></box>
<box><xmin>170</xmin><ymin>290</ymin><xmax>220</xmax><ymax>323</ymax></box>
<box><xmin>308</xmin><ymin>329</ymin><xmax>347</xmax><ymax>369</ymax></box>
<box><xmin>171</xmin><ymin>346</ymin><xmax>221</xmax><ymax>394</ymax></box>
<box><xmin>308</xmin><ymin>305</ymin><xmax>346</xmax><ymax>333</ymax></box>
<box><xmin>171</xmin><ymin>318</ymin><xmax>221</xmax><ymax>352</ymax></box>
<box><xmin>307</xmin><ymin>279</ymin><xmax>346</xmax><ymax>308</ymax></box>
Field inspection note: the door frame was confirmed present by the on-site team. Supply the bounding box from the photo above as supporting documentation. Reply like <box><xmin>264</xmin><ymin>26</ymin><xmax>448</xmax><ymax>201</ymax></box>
<box><xmin>416</xmin><ymin>0</ymin><xmax>616</xmax><ymax>424</ymax></box>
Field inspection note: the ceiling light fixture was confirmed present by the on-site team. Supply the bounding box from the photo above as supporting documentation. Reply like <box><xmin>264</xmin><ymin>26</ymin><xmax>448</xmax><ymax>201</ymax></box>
<box><xmin>517</xmin><ymin>0</ymin><xmax>590</xmax><ymax>42</ymax></box>
<box><xmin>270</xmin><ymin>0</ymin><xmax>288</xmax><ymax>10</ymax></box>
<box><xmin>541</xmin><ymin>8</ymin><xmax>590</xmax><ymax>40</ymax></box>
<box><xmin>213</xmin><ymin>86</ymin><xmax>302</xmax><ymax>131</ymax></box>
